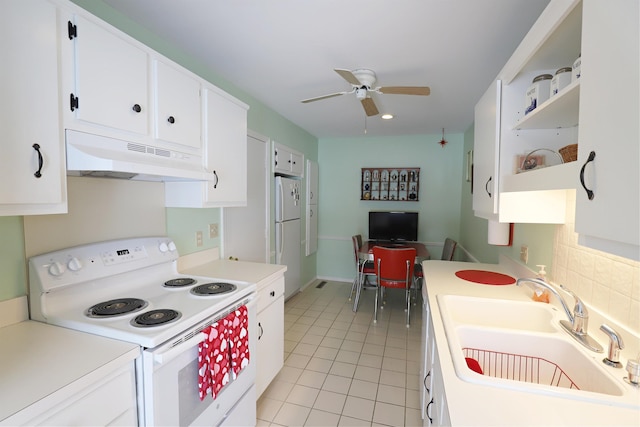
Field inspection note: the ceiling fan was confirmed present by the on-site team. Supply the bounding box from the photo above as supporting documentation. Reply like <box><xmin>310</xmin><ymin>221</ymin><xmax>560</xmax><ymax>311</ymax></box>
<box><xmin>301</xmin><ymin>68</ymin><xmax>430</xmax><ymax>117</ymax></box>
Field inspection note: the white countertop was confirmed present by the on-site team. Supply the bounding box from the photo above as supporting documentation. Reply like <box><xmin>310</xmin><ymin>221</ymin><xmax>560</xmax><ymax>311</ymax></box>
<box><xmin>422</xmin><ymin>260</ymin><xmax>640</xmax><ymax>426</ymax></box>
<box><xmin>180</xmin><ymin>259</ymin><xmax>287</xmax><ymax>291</ymax></box>
<box><xmin>0</xmin><ymin>320</ymin><xmax>139</xmax><ymax>422</ymax></box>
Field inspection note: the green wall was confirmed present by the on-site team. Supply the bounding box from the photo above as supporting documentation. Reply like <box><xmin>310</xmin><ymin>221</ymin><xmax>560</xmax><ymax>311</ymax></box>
<box><xmin>316</xmin><ymin>133</ymin><xmax>464</xmax><ymax>281</ymax></box>
<box><xmin>0</xmin><ymin>217</ymin><xmax>26</xmax><ymax>300</ymax></box>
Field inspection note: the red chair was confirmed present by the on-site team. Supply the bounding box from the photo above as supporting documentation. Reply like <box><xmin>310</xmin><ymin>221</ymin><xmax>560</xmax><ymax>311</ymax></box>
<box><xmin>372</xmin><ymin>246</ymin><xmax>416</xmax><ymax>327</ymax></box>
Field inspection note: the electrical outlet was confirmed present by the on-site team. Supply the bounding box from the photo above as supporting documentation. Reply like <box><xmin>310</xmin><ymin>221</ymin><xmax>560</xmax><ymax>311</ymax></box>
<box><xmin>209</xmin><ymin>223</ymin><xmax>219</xmax><ymax>239</ymax></box>
<box><xmin>196</xmin><ymin>231</ymin><xmax>203</xmax><ymax>247</ymax></box>
<box><xmin>520</xmin><ymin>245</ymin><xmax>529</xmax><ymax>264</ymax></box>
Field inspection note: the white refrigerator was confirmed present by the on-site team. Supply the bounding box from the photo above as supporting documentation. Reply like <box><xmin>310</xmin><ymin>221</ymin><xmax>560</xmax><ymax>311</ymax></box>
<box><xmin>275</xmin><ymin>176</ymin><xmax>301</xmax><ymax>299</ymax></box>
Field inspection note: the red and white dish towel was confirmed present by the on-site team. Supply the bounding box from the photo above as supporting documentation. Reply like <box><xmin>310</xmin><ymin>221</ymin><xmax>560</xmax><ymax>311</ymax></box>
<box><xmin>198</xmin><ymin>305</ymin><xmax>250</xmax><ymax>400</ymax></box>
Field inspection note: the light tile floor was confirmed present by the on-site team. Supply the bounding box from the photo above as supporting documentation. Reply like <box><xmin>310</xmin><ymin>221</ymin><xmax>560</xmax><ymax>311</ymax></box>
<box><xmin>257</xmin><ymin>280</ymin><xmax>424</xmax><ymax>427</ymax></box>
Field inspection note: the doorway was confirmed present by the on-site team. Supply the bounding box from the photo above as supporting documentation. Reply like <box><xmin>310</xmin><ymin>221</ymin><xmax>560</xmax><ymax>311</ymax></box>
<box><xmin>222</xmin><ymin>131</ymin><xmax>270</xmax><ymax>262</ymax></box>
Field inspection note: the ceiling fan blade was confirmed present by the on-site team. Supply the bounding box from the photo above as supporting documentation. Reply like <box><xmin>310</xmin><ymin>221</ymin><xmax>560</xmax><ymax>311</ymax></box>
<box><xmin>378</xmin><ymin>86</ymin><xmax>431</xmax><ymax>96</ymax></box>
<box><xmin>301</xmin><ymin>92</ymin><xmax>346</xmax><ymax>103</ymax></box>
<box><xmin>334</xmin><ymin>69</ymin><xmax>362</xmax><ymax>86</ymax></box>
<box><xmin>361</xmin><ymin>97</ymin><xmax>379</xmax><ymax>117</ymax></box>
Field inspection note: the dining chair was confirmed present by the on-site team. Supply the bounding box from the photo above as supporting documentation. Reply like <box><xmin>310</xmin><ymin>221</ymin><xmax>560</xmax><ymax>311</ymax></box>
<box><xmin>372</xmin><ymin>246</ymin><xmax>416</xmax><ymax>327</ymax></box>
<box><xmin>349</xmin><ymin>235</ymin><xmax>376</xmax><ymax>311</ymax></box>
<box><xmin>414</xmin><ymin>238</ymin><xmax>457</xmax><ymax>290</ymax></box>
<box><xmin>441</xmin><ymin>237</ymin><xmax>457</xmax><ymax>261</ymax></box>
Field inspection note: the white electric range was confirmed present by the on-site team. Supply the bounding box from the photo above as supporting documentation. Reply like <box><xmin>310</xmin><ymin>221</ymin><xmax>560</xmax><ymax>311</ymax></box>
<box><xmin>28</xmin><ymin>236</ymin><xmax>258</xmax><ymax>427</ymax></box>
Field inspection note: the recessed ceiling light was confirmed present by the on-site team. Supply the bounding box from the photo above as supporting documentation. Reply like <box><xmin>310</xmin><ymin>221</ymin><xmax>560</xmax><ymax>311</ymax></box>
<box><xmin>381</xmin><ymin>114</ymin><xmax>393</xmax><ymax>120</ymax></box>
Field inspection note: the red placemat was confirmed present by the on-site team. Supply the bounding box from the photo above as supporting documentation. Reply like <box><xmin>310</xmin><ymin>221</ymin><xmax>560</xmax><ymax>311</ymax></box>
<box><xmin>455</xmin><ymin>270</ymin><xmax>516</xmax><ymax>285</ymax></box>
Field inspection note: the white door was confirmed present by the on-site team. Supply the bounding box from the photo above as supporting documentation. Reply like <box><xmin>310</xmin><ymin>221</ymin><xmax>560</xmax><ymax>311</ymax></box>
<box><xmin>223</xmin><ymin>132</ymin><xmax>269</xmax><ymax>262</ymax></box>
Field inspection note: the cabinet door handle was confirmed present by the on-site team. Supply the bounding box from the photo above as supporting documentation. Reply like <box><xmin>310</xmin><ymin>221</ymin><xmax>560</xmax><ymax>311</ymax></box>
<box><xmin>32</xmin><ymin>144</ymin><xmax>44</xmax><ymax>178</ymax></box>
<box><xmin>258</xmin><ymin>322</ymin><xmax>263</xmax><ymax>340</ymax></box>
<box><xmin>423</xmin><ymin>370</ymin><xmax>431</xmax><ymax>395</ymax></box>
<box><xmin>270</xmin><ymin>291</ymin><xmax>275</xmax><ymax>297</ymax></box>
<box><xmin>426</xmin><ymin>398</ymin><xmax>434</xmax><ymax>424</ymax></box>
<box><xmin>132</xmin><ymin>104</ymin><xmax>142</xmax><ymax>113</ymax></box>
<box><xmin>212</xmin><ymin>170</ymin><xmax>219</xmax><ymax>189</ymax></box>
<box><xmin>167</xmin><ymin>116</ymin><xmax>175</xmax><ymax>124</ymax></box>
<box><xmin>579</xmin><ymin>151</ymin><xmax>596</xmax><ymax>200</ymax></box>
<box><xmin>485</xmin><ymin>176</ymin><xmax>492</xmax><ymax>197</ymax></box>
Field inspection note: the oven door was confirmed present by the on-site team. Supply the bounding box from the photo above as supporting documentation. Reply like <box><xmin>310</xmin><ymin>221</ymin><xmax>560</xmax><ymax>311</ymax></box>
<box><xmin>141</xmin><ymin>295</ymin><xmax>257</xmax><ymax>427</ymax></box>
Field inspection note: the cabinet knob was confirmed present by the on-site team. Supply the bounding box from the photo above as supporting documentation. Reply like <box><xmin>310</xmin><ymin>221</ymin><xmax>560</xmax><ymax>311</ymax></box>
<box><xmin>132</xmin><ymin>104</ymin><xmax>142</xmax><ymax>113</ymax></box>
<box><xmin>167</xmin><ymin>116</ymin><xmax>175</xmax><ymax>124</ymax></box>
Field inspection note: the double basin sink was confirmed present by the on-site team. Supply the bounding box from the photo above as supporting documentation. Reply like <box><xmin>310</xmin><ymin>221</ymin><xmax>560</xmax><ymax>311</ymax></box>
<box><xmin>437</xmin><ymin>295</ymin><xmax>638</xmax><ymax>409</ymax></box>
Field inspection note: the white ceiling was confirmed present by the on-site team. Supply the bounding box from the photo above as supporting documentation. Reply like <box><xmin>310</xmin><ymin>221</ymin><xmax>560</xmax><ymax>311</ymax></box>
<box><xmin>102</xmin><ymin>0</ymin><xmax>550</xmax><ymax>139</ymax></box>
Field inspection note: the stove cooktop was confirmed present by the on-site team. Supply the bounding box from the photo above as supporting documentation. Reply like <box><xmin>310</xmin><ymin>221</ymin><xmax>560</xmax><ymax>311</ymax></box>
<box><xmin>28</xmin><ymin>237</ymin><xmax>256</xmax><ymax>348</ymax></box>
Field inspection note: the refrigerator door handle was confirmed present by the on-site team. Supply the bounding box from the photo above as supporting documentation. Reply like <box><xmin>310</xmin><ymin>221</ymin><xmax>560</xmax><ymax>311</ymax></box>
<box><xmin>276</xmin><ymin>222</ymin><xmax>284</xmax><ymax>260</ymax></box>
<box><xmin>278</xmin><ymin>180</ymin><xmax>285</xmax><ymax>221</ymax></box>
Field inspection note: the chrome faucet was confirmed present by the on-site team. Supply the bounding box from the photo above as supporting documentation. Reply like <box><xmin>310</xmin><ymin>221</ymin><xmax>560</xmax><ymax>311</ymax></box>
<box><xmin>600</xmin><ymin>324</ymin><xmax>624</xmax><ymax>367</ymax></box>
<box><xmin>516</xmin><ymin>278</ymin><xmax>603</xmax><ymax>353</ymax></box>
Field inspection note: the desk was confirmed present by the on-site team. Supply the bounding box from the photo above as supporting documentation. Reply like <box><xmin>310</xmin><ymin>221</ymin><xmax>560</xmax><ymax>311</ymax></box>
<box><xmin>359</xmin><ymin>241</ymin><xmax>431</xmax><ymax>262</ymax></box>
<box><xmin>353</xmin><ymin>241</ymin><xmax>430</xmax><ymax>312</ymax></box>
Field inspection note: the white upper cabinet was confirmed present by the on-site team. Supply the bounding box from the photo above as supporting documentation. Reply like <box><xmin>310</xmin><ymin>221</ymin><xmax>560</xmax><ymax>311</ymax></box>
<box><xmin>274</xmin><ymin>143</ymin><xmax>304</xmax><ymax>177</ymax></box>
<box><xmin>63</xmin><ymin>10</ymin><xmax>204</xmax><ymax>157</ymax></box>
<box><xmin>575</xmin><ymin>0</ymin><xmax>639</xmax><ymax>260</ymax></box>
<box><xmin>203</xmin><ymin>87</ymin><xmax>248</xmax><ymax>206</ymax></box>
<box><xmin>472</xmin><ymin>80</ymin><xmax>501</xmax><ymax>220</ymax></box>
<box><xmin>306</xmin><ymin>160</ymin><xmax>319</xmax><ymax>206</ymax></box>
<box><xmin>0</xmin><ymin>0</ymin><xmax>67</xmax><ymax>215</ymax></box>
<box><xmin>164</xmin><ymin>87</ymin><xmax>248</xmax><ymax>207</ymax></box>
<box><xmin>305</xmin><ymin>160</ymin><xmax>318</xmax><ymax>256</ymax></box>
<box><xmin>474</xmin><ymin>0</ymin><xmax>582</xmax><ymax>224</ymax></box>
<box><xmin>153</xmin><ymin>60</ymin><xmax>202</xmax><ymax>150</ymax></box>
<box><xmin>68</xmin><ymin>14</ymin><xmax>150</xmax><ymax>136</ymax></box>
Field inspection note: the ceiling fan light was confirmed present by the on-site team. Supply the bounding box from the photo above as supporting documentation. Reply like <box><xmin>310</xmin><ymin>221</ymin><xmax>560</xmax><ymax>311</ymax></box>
<box><xmin>381</xmin><ymin>114</ymin><xmax>393</xmax><ymax>120</ymax></box>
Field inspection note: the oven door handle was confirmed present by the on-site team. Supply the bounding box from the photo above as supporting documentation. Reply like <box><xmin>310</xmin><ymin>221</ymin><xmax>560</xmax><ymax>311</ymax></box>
<box><xmin>154</xmin><ymin>332</ymin><xmax>208</xmax><ymax>365</ymax></box>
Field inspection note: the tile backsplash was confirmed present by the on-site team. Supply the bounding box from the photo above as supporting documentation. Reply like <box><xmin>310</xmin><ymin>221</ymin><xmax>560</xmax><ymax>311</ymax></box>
<box><xmin>552</xmin><ymin>192</ymin><xmax>640</xmax><ymax>334</ymax></box>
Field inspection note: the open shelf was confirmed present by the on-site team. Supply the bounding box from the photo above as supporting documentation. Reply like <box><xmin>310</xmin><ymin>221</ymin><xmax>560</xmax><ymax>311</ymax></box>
<box><xmin>512</xmin><ymin>80</ymin><xmax>580</xmax><ymax>130</ymax></box>
<box><xmin>502</xmin><ymin>161</ymin><xmax>578</xmax><ymax>193</ymax></box>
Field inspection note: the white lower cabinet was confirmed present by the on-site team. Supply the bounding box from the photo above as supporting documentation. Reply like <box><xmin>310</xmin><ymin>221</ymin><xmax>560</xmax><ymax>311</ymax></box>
<box><xmin>21</xmin><ymin>365</ymin><xmax>137</xmax><ymax>427</ymax></box>
<box><xmin>422</xmin><ymin>294</ymin><xmax>450</xmax><ymax>426</ymax></box>
<box><xmin>0</xmin><ymin>0</ymin><xmax>67</xmax><ymax>215</ymax></box>
<box><xmin>256</xmin><ymin>276</ymin><xmax>285</xmax><ymax>397</ymax></box>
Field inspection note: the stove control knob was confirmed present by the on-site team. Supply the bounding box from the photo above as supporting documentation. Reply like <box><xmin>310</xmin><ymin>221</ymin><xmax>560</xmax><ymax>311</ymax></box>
<box><xmin>48</xmin><ymin>261</ymin><xmax>66</xmax><ymax>277</ymax></box>
<box><xmin>168</xmin><ymin>241</ymin><xmax>177</xmax><ymax>252</ymax></box>
<box><xmin>158</xmin><ymin>242</ymin><xmax>169</xmax><ymax>253</ymax></box>
<box><xmin>67</xmin><ymin>257</ymin><xmax>82</xmax><ymax>272</ymax></box>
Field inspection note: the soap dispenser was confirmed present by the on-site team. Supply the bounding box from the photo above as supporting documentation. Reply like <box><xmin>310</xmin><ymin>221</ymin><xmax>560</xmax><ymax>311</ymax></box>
<box><xmin>532</xmin><ymin>265</ymin><xmax>550</xmax><ymax>303</ymax></box>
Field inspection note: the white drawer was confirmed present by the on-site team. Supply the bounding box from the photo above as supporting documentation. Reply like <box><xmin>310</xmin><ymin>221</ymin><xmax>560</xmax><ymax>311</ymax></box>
<box><xmin>257</xmin><ymin>276</ymin><xmax>284</xmax><ymax>313</ymax></box>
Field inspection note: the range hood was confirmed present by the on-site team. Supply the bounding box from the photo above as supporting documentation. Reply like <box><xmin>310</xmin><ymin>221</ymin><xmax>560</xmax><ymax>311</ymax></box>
<box><xmin>66</xmin><ymin>129</ymin><xmax>212</xmax><ymax>182</ymax></box>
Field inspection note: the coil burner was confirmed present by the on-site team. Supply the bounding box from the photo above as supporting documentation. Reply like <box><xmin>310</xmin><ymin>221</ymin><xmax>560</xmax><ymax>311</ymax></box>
<box><xmin>190</xmin><ymin>282</ymin><xmax>237</xmax><ymax>296</ymax></box>
<box><xmin>86</xmin><ymin>298</ymin><xmax>148</xmax><ymax>318</ymax></box>
<box><xmin>131</xmin><ymin>309</ymin><xmax>182</xmax><ymax>327</ymax></box>
<box><xmin>164</xmin><ymin>277</ymin><xmax>197</xmax><ymax>288</ymax></box>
